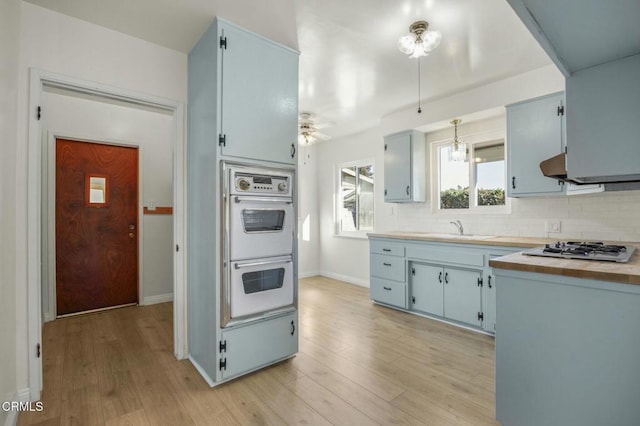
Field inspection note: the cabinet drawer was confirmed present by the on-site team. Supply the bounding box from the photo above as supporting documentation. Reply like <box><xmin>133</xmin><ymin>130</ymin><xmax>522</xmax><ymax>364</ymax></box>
<box><xmin>406</xmin><ymin>245</ymin><xmax>484</xmax><ymax>267</ymax></box>
<box><xmin>370</xmin><ymin>239</ymin><xmax>405</xmax><ymax>257</ymax></box>
<box><xmin>370</xmin><ymin>254</ymin><xmax>405</xmax><ymax>282</ymax></box>
<box><xmin>370</xmin><ymin>278</ymin><xmax>407</xmax><ymax>309</ymax></box>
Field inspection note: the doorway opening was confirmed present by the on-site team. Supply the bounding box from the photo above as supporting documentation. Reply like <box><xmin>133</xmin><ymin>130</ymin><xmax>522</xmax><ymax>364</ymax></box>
<box><xmin>27</xmin><ymin>69</ymin><xmax>186</xmax><ymax>401</ymax></box>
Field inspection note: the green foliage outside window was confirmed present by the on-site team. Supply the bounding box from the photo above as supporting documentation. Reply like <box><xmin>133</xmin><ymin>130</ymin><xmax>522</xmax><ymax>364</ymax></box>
<box><xmin>440</xmin><ymin>187</ymin><xmax>505</xmax><ymax>209</ymax></box>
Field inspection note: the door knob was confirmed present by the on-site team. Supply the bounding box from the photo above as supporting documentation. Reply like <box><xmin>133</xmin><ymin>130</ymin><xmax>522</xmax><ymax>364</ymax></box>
<box><xmin>129</xmin><ymin>224</ymin><xmax>136</xmax><ymax>230</ymax></box>
<box><xmin>128</xmin><ymin>232</ymin><xmax>135</xmax><ymax>239</ymax></box>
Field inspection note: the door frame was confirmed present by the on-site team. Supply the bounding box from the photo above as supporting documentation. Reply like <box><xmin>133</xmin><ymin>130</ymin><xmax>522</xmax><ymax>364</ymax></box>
<box><xmin>46</xmin><ymin>134</ymin><xmax>144</xmax><ymax>319</ymax></box>
<box><xmin>27</xmin><ymin>68</ymin><xmax>187</xmax><ymax>401</ymax></box>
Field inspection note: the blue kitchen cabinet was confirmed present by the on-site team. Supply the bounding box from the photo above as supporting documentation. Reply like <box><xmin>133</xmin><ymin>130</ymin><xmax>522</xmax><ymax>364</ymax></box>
<box><xmin>384</xmin><ymin>130</ymin><xmax>426</xmax><ymax>202</ymax></box>
<box><xmin>220</xmin><ymin>22</ymin><xmax>299</xmax><ymax>164</ymax></box>
<box><xmin>506</xmin><ymin>92</ymin><xmax>565</xmax><ymax>197</ymax></box>
<box><xmin>410</xmin><ymin>263</ymin><xmax>444</xmax><ymax>316</ymax></box>
<box><xmin>411</xmin><ymin>263</ymin><xmax>482</xmax><ymax>326</ymax></box>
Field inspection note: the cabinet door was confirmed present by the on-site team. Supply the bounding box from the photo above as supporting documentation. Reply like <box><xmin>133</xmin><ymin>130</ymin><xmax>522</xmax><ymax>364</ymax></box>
<box><xmin>384</xmin><ymin>132</ymin><xmax>412</xmax><ymax>201</ymax></box>
<box><xmin>483</xmin><ymin>271</ymin><xmax>496</xmax><ymax>333</ymax></box>
<box><xmin>507</xmin><ymin>93</ymin><xmax>565</xmax><ymax>196</ymax></box>
<box><xmin>411</xmin><ymin>264</ymin><xmax>444</xmax><ymax>316</ymax></box>
<box><xmin>443</xmin><ymin>268</ymin><xmax>482</xmax><ymax>326</ymax></box>
<box><xmin>221</xmin><ymin>312</ymin><xmax>297</xmax><ymax>380</ymax></box>
<box><xmin>220</xmin><ymin>23</ymin><xmax>298</xmax><ymax>164</ymax></box>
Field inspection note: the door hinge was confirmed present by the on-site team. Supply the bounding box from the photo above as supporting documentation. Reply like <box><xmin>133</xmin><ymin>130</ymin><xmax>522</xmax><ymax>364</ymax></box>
<box><xmin>36</xmin><ymin>343</ymin><xmax>41</xmax><ymax>358</ymax></box>
<box><xmin>384</xmin><ymin>189</ymin><xmax>387</xmax><ymax>196</ymax></box>
<box><xmin>220</xmin><ymin>36</ymin><xmax>227</xmax><ymax>49</ymax></box>
<box><xmin>37</xmin><ymin>106</ymin><xmax>42</xmax><ymax>120</ymax></box>
<box><xmin>219</xmin><ymin>340</ymin><xmax>227</xmax><ymax>353</ymax></box>
<box><xmin>565</xmin><ymin>146</ymin><xmax>568</xmax><ymax>154</ymax></box>
<box><xmin>219</xmin><ymin>134</ymin><xmax>226</xmax><ymax>147</ymax></box>
<box><xmin>478</xmin><ymin>312</ymin><xmax>484</xmax><ymax>322</ymax></box>
<box><xmin>557</xmin><ymin>105</ymin><xmax>565</xmax><ymax>116</ymax></box>
<box><xmin>219</xmin><ymin>357</ymin><xmax>227</xmax><ymax>371</ymax></box>
<box><xmin>411</xmin><ymin>267</ymin><xmax>416</xmax><ymax>276</ymax></box>
<box><xmin>477</xmin><ymin>277</ymin><xmax>483</xmax><ymax>287</ymax></box>
<box><xmin>412</xmin><ymin>296</ymin><xmax>416</xmax><ymax>304</ymax></box>
<box><xmin>384</xmin><ymin>144</ymin><xmax>387</xmax><ymax>151</ymax></box>
<box><xmin>176</xmin><ymin>244</ymin><xmax>179</xmax><ymax>252</ymax></box>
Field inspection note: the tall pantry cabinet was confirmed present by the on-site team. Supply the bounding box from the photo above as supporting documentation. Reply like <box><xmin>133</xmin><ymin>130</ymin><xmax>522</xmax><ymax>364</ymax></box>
<box><xmin>187</xmin><ymin>17</ymin><xmax>299</xmax><ymax>386</ymax></box>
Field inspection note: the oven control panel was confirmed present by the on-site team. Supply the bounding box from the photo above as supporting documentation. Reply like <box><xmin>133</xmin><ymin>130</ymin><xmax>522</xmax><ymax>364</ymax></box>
<box><xmin>232</xmin><ymin>171</ymin><xmax>292</xmax><ymax>196</ymax></box>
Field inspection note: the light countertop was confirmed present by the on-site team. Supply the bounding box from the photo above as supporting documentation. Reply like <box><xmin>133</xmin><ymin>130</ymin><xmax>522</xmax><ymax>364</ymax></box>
<box><xmin>367</xmin><ymin>231</ymin><xmax>557</xmax><ymax>248</ymax></box>
<box><xmin>368</xmin><ymin>231</ymin><xmax>640</xmax><ymax>285</ymax></box>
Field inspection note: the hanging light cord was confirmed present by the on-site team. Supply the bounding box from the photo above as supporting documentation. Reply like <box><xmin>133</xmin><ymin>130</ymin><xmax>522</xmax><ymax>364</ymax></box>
<box><xmin>417</xmin><ymin>57</ymin><xmax>422</xmax><ymax>113</ymax></box>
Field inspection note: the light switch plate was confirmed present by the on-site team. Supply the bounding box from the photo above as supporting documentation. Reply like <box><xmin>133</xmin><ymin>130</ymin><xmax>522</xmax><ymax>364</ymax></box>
<box><xmin>545</xmin><ymin>220</ymin><xmax>561</xmax><ymax>233</ymax></box>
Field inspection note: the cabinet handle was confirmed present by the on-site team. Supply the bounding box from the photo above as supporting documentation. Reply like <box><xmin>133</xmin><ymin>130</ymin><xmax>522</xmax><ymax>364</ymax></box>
<box><xmin>512</xmin><ymin>176</ymin><xmax>516</xmax><ymax>189</ymax></box>
<box><xmin>383</xmin><ymin>286</ymin><xmax>392</xmax><ymax>291</ymax></box>
<box><xmin>406</xmin><ymin>185</ymin><xmax>410</xmax><ymax>195</ymax></box>
<box><xmin>290</xmin><ymin>320</ymin><xmax>295</xmax><ymax>336</ymax></box>
<box><xmin>488</xmin><ymin>275</ymin><xmax>492</xmax><ymax>289</ymax></box>
<box><xmin>382</xmin><ymin>248</ymin><xmax>391</xmax><ymax>252</ymax></box>
<box><xmin>444</xmin><ymin>272</ymin><xmax>449</xmax><ymax>284</ymax></box>
<box><xmin>291</xmin><ymin>143</ymin><xmax>296</xmax><ymax>158</ymax></box>
<box><xmin>438</xmin><ymin>271</ymin><xmax>442</xmax><ymax>283</ymax></box>
<box><xmin>383</xmin><ymin>262</ymin><xmax>392</xmax><ymax>266</ymax></box>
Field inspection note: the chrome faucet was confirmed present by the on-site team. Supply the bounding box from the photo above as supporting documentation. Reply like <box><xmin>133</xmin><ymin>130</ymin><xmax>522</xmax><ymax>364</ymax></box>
<box><xmin>450</xmin><ymin>220</ymin><xmax>464</xmax><ymax>235</ymax></box>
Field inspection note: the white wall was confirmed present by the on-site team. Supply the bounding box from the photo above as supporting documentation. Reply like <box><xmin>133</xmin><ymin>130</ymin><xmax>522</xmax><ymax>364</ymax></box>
<box><xmin>297</xmin><ymin>144</ymin><xmax>320</xmax><ymax>277</ymax></box>
<box><xmin>14</xmin><ymin>2</ymin><xmax>187</xmax><ymax>400</ymax></box>
<box><xmin>40</xmin><ymin>89</ymin><xmax>175</xmax><ymax>319</ymax></box>
<box><xmin>0</xmin><ymin>0</ymin><xmax>21</xmax><ymax>422</ymax></box>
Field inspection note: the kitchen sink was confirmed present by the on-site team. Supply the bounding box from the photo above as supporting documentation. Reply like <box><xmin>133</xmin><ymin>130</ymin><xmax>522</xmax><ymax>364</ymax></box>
<box><xmin>416</xmin><ymin>233</ymin><xmax>496</xmax><ymax>240</ymax></box>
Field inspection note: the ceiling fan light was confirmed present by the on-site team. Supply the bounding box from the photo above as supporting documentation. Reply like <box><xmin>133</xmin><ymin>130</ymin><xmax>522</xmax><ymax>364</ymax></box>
<box><xmin>409</xmin><ymin>40</ymin><xmax>428</xmax><ymax>58</ymax></box>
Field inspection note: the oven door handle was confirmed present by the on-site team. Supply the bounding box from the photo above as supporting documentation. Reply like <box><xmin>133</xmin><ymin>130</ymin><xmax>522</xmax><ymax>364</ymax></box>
<box><xmin>234</xmin><ymin>196</ymin><xmax>292</xmax><ymax>204</ymax></box>
<box><xmin>234</xmin><ymin>257</ymin><xmax>293</xmax><ymax>269</ymax></box>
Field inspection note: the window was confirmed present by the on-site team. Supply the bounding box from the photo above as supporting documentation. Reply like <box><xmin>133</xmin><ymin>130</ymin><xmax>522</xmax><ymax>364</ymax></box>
<box><xmin>435</xmin><ymin>134</ymin><xmax>507</xmax><ymax>212</ymax></box>
<box><xmin>337</xmin><ymin>161</ymin><xmax>374</xmax><ymax>235</ymax></box>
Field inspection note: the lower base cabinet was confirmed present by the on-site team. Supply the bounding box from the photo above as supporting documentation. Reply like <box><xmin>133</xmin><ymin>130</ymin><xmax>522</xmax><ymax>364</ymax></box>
<box><xmin>220</xmin><ymin>311</ymin><xmax>298</xmax><ymax>380</ymax></box>
<box><xmin>411</xmin><ymin>263</ymin><xmax>482</xmax><ymax>327</ymax></box>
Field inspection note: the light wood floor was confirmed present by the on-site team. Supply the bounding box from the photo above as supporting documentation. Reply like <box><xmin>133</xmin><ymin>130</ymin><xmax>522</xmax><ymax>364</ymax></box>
<box><xmin>19</xmin><ymin>276</ymin><xmax>497</xmax><ymax>425</ymax></box>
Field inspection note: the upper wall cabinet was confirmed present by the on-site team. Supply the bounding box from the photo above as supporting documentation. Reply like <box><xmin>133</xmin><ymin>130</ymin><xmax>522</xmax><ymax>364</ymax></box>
<box><xmin>384</xmin><ymin>130</ymin><xmax>426</xmax><ymax>203</ymax></box>
<box><xmin>189</xmin><ymin>18</ymin><xmax>299</xmax><ymax>166</ymax></box>
<box><xmin>506</xmin><ymin>92</ymin><xmax>565</xmax><ymax>197</ymax></box>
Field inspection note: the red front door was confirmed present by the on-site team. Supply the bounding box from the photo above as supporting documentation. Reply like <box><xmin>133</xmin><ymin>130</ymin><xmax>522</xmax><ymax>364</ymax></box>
<box><xmin>55</xmin><ymin>138</ymin><xmax>139</xmax><ymax>316</ymax></box>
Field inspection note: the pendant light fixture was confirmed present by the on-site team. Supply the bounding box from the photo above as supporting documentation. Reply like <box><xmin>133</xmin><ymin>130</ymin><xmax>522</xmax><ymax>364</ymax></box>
<box><xmin>397</xmin><ymin>20</ymin><xmax>441</xmax><ymax>114</ymax></box>
<box><xmin>448</xmin><ymin>119</ymin><xmax>468</xmax><ymax>162</ymax></box>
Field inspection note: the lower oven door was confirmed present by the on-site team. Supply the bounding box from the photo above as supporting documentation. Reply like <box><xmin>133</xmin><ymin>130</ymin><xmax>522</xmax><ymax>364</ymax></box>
<box><xmin>230</xmin><ymin>256</ymin><xmax>294</xmax><ymax>320</ymax></box>
<box><xmin>229</xmin><ymin>196</ymin><xmax>294</xmax><ymax>261</ymax></box>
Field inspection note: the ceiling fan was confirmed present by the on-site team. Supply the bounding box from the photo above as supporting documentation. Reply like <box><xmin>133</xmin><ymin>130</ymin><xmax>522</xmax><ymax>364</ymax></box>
<box><xmin>298</xmin><ymin>112</ymin><xmax>332</xmax><ymax>145</ymax></box>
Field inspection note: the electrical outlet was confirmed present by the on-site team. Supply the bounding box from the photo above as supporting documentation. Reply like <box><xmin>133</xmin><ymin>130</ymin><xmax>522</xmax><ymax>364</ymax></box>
<box><xmin>545</xmin><ymin>220</ymin><xmax>561</xmax><ymax>233</ymax></box>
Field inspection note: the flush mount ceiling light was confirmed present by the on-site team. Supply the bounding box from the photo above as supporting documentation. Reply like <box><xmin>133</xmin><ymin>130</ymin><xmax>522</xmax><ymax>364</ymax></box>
<box><xmin>448</xmin><ymin>119</ymin><xmax>468</xmax><ymax>162</ymax></box>
<box><xmin>397</xmin><ymin>20</ymin><xmax>441</xmax><ymax>113</ymax></box>
<box><xmin>397</xmin><ymin>20</ymin><xmax>442</xmax><ymax>59</ymax></box>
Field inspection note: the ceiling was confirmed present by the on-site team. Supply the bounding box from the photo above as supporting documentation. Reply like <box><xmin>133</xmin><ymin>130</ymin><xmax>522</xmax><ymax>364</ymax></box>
<box><xmin>24</xmin><ymin>0</ymin><xmax>553</xmax><ymax>139</ymax></box>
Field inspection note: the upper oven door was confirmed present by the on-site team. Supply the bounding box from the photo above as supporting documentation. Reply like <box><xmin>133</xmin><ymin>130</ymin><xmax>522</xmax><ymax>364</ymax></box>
<box><xmin>229</xmin><ymin>196</ymin><xmax>294</xmax><ymax>261</ymax></box>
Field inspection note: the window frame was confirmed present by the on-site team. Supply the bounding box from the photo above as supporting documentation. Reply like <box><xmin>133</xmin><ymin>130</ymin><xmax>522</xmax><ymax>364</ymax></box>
<box><xmin>431</xmin><ymin>128</ymin><xmax>510</xmax><ymax>215</ymax></box>
<box><xmin>335</xmin><ymin>158</ymin><xmax>376</xmax><ymax>238</ymax></box>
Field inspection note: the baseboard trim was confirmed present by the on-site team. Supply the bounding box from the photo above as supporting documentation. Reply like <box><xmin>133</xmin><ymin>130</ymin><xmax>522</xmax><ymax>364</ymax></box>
<box><xmin>143</xmin><ymin>293</ymin><xmax>173</xmax><ymax>305</ymax></box>
<box><xmin>3</xmin><ymin>388</ymin><xmax>30</xmax><ymax>426</ymax></box>
<box><xmin>298</xmin><ymin>271</ymin><xmax>320</xmax><ymax>279</ymax></box>
<box><xmin>319</xmin><ymin>271</ymin><xmax>369</xmax><ymax>288</ymax></box>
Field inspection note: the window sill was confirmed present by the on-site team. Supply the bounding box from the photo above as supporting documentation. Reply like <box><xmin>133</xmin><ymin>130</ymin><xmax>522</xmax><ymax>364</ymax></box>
<box><xmin>333</xmin><ymin>232</ymin><xmax>370</xmax><ymax>240</ymax></box>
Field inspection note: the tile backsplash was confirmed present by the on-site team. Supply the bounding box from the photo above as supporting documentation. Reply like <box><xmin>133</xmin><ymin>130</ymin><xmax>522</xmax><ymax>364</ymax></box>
<box><xmin>395</xmin><ymin>190</ymin><xmax>640</xmax><ymax>242</ymax></box>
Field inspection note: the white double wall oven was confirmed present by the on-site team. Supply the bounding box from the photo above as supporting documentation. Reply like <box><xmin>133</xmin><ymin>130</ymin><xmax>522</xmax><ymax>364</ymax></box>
<box><xmin>222</xmin><ymin>163</ymin><xmax>296</xmax><ymax>328</ymax></box>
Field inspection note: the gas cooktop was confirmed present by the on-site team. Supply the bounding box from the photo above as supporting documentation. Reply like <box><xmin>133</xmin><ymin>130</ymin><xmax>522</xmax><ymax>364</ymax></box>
<box><xmin>523</xmin><ymin>241</ymin><xmax>636</xmax><ymax>263</ymax></box>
